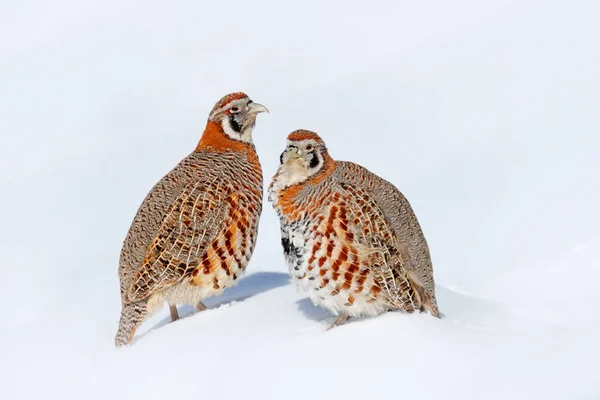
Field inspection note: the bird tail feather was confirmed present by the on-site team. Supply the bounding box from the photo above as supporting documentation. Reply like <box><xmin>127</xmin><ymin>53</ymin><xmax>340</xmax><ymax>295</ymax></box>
<box><xmin>114</xmin><ymin>301</ymin><xmax>147</xmax><ymax>347</ymax></box>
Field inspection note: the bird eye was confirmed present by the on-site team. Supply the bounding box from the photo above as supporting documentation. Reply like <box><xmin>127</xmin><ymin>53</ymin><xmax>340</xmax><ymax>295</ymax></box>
<box><xmin>230</xmin><ymin>106</ymin><xmax>239</xmax><ymax>113</ymax></box>
<box><xmin>305</xmin><ymin>145</ymin><xmax>314</xmax><ymax>152</ymax></box>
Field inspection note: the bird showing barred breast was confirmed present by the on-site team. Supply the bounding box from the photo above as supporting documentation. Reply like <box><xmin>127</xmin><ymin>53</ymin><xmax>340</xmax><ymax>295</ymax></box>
<box><xmin>115</xmin><ymin>92</ymin><xmax>268</xmax><ymax>347</ymax></box>
<box><xmin>269</xmin><ymin>130</ymin><xmax>439</xmax><ymax>329</ymax></box>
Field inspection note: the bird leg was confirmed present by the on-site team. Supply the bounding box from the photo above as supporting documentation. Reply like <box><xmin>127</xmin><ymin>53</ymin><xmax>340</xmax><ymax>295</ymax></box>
<box><xmin>327</xmin><ymin>313</ymin><xmax>349</xmax><ymax>330</ymax></box>
<box><xmin>169</xmin><ymin>301</ymin><xmax>207</xmax><ymax>322</ymax></box>
<box><xmin>196</xmin><ymin>301</ymin><xmax>208</xmax><ymax>312</ymax></box>
<box><xmin>169</xmin><ymin>304</ymin><xmax>179</xmax><ymax>321</ymax></box>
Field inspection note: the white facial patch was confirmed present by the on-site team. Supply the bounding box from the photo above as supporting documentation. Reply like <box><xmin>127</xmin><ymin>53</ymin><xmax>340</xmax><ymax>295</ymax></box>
<box><xmin>277</xmin><ymin>157</ymin><xmax>310</xmax><ymax>186</ymax></box>
<box><xmin>220</xmin><ymin>116</ymin><xmax>238</xmax><ymax>139</ymax></box>
<box><xmin>268</xmin><ymin>157</ymin><xmax>310</xmax><ymax>203</ymax></box>
<box><xmin>209</xmin><ymin>98</ymin><xmax>257</xmax><ymax>144</ymax></box>
<box><xmin>268</xmin><ymin>139</ymin><xmax>324</xmax><ymax>202</ymax></box>
<box><xmin>220</xmin><ymin>115</ymin><xmax>255</xmax><ymax>144</ymax></box>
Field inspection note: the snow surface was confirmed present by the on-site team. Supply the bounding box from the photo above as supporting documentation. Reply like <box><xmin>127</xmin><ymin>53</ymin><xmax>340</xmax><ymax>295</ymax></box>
<box><xmin>1</xmin><ymin>0</ymin><xmax>599</xmax><ymax>399</ymax></box>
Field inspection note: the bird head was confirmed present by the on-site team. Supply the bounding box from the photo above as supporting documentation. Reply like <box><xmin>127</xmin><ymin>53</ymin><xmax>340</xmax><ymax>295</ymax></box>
<box><xmin>207</xmin><ymin>92</ymin><xmax>269</xmax><ymax>144</ymax></box>
<box><xmin>278</xmin><ymin>129</ymin><xmax>334</xmax><ymax>183</ymax></box>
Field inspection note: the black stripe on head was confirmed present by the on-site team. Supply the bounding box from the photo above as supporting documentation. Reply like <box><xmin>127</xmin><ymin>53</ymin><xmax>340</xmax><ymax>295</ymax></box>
<box><xmin>308</xmin><ymin>152</ymin><xmax>320</xmax><ymax>168</ymax></box>
<box><xmin>229</xmin><ymin>114</ymin><xmax>242</xmax><ymax>133</ymax></box>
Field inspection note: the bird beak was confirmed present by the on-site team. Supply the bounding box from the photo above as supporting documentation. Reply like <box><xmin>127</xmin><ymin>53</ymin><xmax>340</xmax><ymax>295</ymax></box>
<box><xmin>247</xmin><ymin>102</ymin><xmax>269</xmax><ymax>114</ymax></box>
<box><xmin>285</xmin><ymin>147</ymin><xmax>301</xmax><ymax>160</ymax></box>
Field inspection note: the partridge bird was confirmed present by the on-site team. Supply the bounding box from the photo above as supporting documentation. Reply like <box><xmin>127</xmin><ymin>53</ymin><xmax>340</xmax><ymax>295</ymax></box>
<box><xmin>269</xmin><ymin>130</ymin><xmax>439</xmax><ymax>328</ymax></box>
<box><xmin>115</xmin><ymin>92</ymin><xmax>268</xmax><ymax>347</ymax></box>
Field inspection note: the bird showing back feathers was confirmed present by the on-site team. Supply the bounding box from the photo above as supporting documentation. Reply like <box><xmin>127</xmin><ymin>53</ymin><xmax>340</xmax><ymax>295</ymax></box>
<box><xmin>269</xmin><ymin>130</ymin><xmax>439</xmax><ymax>328</ymax></box>
<box><xmin>115</xmin><ymin>92</ymin><xmax>268</xmax><ymax>346</ymax></box>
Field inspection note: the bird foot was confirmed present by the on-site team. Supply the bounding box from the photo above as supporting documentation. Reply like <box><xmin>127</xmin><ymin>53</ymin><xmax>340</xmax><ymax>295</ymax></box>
<box><xmin>196</xmin><ymin>301</ymin><xmax>208</xmax><ymax>312</ymax></box>
<box><xmin>327</xmin><ymin>314</ymin><xmax>349</xmax><ymax>330</ymax></box>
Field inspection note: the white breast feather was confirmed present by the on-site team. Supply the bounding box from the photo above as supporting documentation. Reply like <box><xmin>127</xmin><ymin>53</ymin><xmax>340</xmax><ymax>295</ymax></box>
<box><xmin>268</xmin><ymin>159</ymin><xmax>309</xmax><ymax>203</ymax></box>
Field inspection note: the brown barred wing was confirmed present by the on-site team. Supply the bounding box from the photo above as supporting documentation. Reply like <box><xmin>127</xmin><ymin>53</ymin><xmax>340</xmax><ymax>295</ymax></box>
<box><xmin>336</xmin><ymin>161</ymin><xmax>438</xmax><ymax>315</ymax></box>
<box><xmin>338</xmin><ymin>182</ymin><xmax>427</xmax><ymax>313</ymax></box>
<box><xmin>125</xmin><ymin>177</ymin><xmax>235</xmax><ymax>302</ymax></box>
<box><xmin>189</xmin><ymin>189</ymin><xmax>261</xmax><ymax>290</ymax></box>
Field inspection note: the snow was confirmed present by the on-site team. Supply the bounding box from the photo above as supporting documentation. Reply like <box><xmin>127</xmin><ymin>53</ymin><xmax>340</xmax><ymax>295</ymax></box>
<box><xmin>1</xmin><ymin>0</ymin><xmax>599</xmax><ymax>399</ymax></box>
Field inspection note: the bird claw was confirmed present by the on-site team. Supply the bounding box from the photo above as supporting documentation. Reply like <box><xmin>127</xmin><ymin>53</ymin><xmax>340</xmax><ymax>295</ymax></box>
<box><xmin>327</xmin><ymin>314</ymin><xmax>349</xmax><ymax>330</ymax></box>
